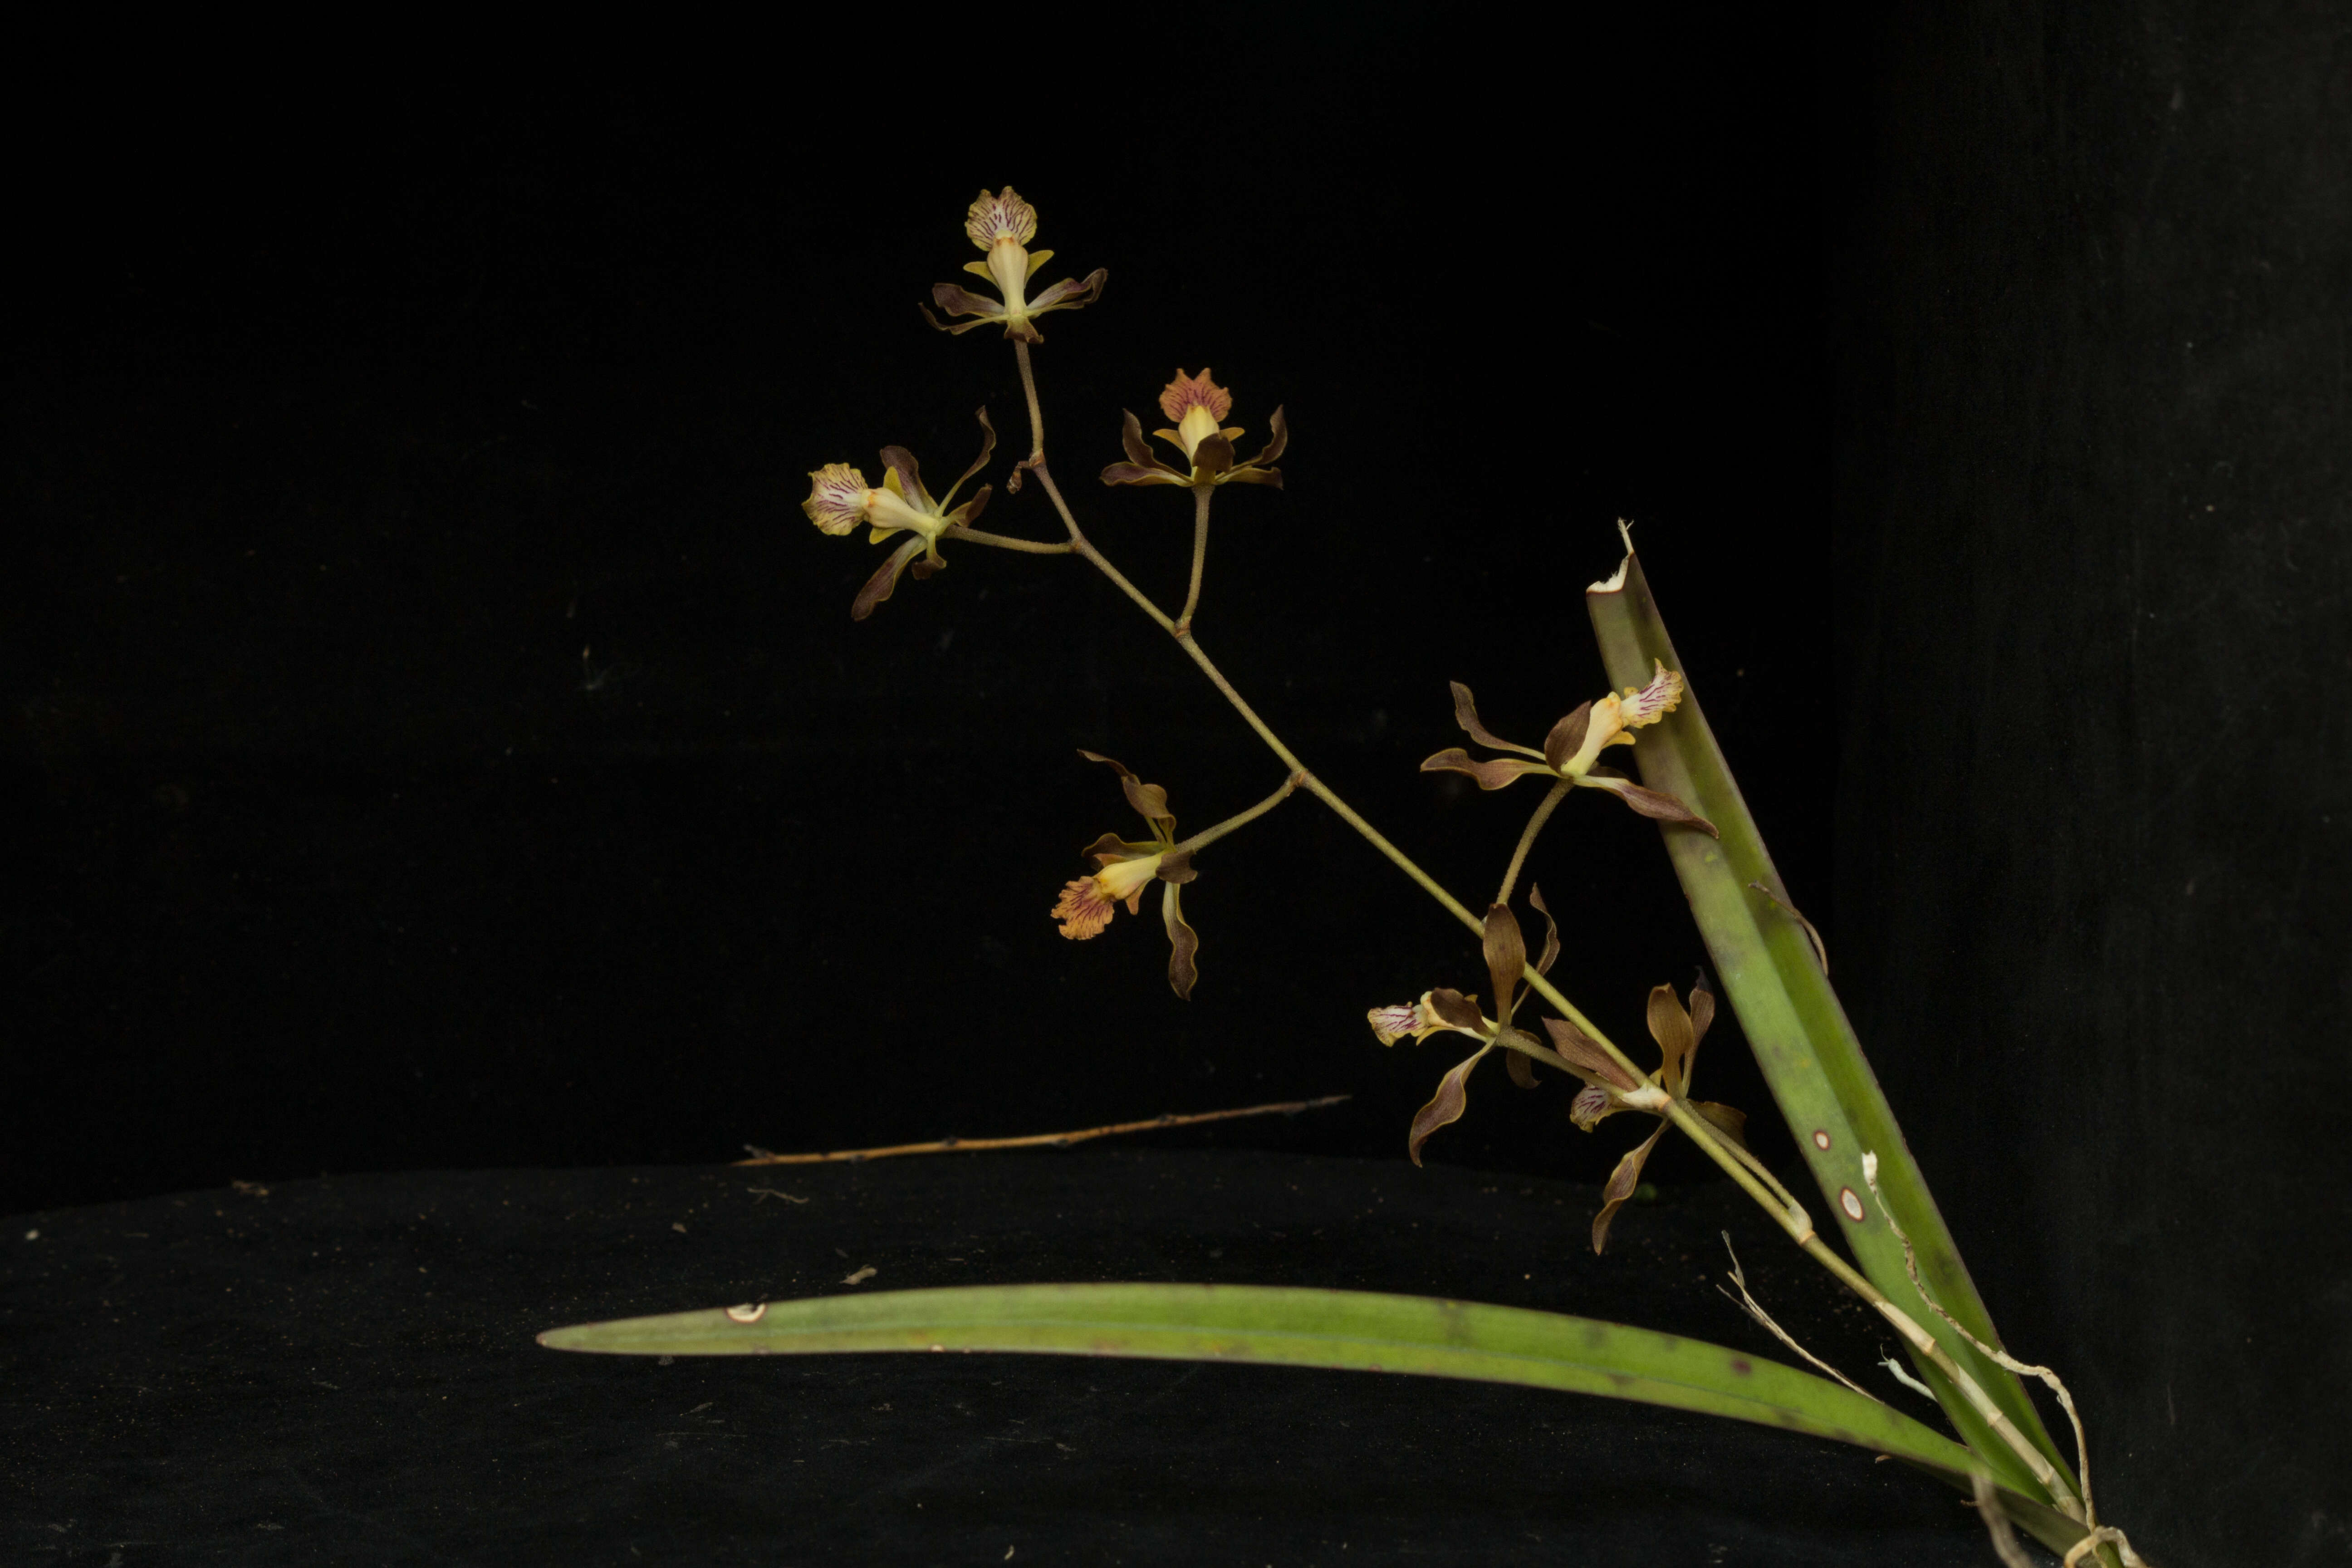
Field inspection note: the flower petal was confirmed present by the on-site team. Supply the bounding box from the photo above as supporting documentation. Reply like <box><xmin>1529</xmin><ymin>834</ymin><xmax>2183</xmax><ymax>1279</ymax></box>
<box><xmin>1216</xmin><ymin>464</ymin><xmax>1283</xmax><ymax>489</ymax></box>
<box><xmin>1570</xmin><ymin>1083</ymin><xmax>1620</xmax><ymax>1131</ymax></box>
<box><xmin>850</xmin><ymin>535</ymin><xmax>927</xmax><ymax>621</ymax></box>
<box><xmin>1504</xmin><ymin>1049</ymin><xmax>1540</xmax><ymax>1090</ymax></box>
<box><xmin>1190</xmin><ymin>432</ymin><xmax>1234</xmax><ymax>478</ymax></box>
<box><xmin>1540</xmin><ymin>1016</ymin><xmax>1641</xmax><ymax>1091</ymax></box>
<box><xmin>1647</xmin><ymin>983</ymin><xmax>1696</xmax><ymax>1092</ymax></box>
<box><xmin>1426</xmin><ymin>987</ymin><xmax>1486</xmax><ymax>1033</ymax></box>
<box><xmin>877</xmin><ymin>446</ymin><xmax>934</xmax><ymax>512</ymax></box>
<box><xmin>802</xmin><ymin>464</ymin><xmax>870</xmax><ymax>536</ymax></box>
<box><xmin>1158</xmin><ymin>368</ymin><xmax>1233</xmax><ymax>424</ymax></box>
<box><xmin>1367</xmin><ymin>1002</ymin><xmax>1426</xmax><ymax>1045</ymax></box>
<box><xmin>1527</xmin><ymin>883</ymin><xmax>1561</xmax><ymax>976</ymax></box>
<box><xmin>965</xmin><ymin>187</ymin><xmax>1038</xmax><ymax>250</ymax></box>
<box><xmin>1118</xmin><ymin>410</ymin><xmax>1156</xmax><ymax>469</ymax></box>
<box><xmin>1691</xmin><ymin>1099</ymin><xmax>1749</xmax><ymax>1150</ymax></box>
<box><xmin>1407</xmin><ymin>1043</ymin><xmax>1494</xmax><ymax>1167</ymax></box>
<box><xmin>1618</xmin><ymin>659</ymin><xmax>1685</xmax><ymax>728</ymax></box>
<box><xmin>1483</xmin><ymin>903</ymin><xmax>1526</xmax><ymax>1029</ymax></box>
<box><xmin>1162</xmin><ymin>882</ymin><xmax>1199</xmax><ymax>1000</ymax></box>
<box><xmin>1419</xmin><ymin>748</ymin><xmax>1552</xmax><ymax>791</ymax></box>
<box><xmin>1052</xmin><ymin>876</ymin><xmax>1117</xmax><ymax>939</ymax></box>
<box><xmin>1577</xmin><ymin>770</ymin><xmax>1721</xmax><ymax>836</ymax></box>
<box><xmin>1448</xmin><ymin>682</ymin><xmax>1546</xmax><ymax>759</ymax></box>
<box><xmin>1026</xmin><ymin>268</ymin><xmax>1107</xmax><ymax>315</ymax></box>
<box><xmin>937</xmin><ymin>407</ymin><xmax>997</xmax><ymax>510</ymax></box>
<box><xmin>1592</xmin><ymin>1123</ymin><xmax>1668</xmax><ymax>1253</ymax></box>
<box><xmin>1258</xmin><ymin>405</ymin><xmax>1289</xmax><ymax>464</ymax></box>
<box><xmin>1543</xmin><ymin>702</ymin><xmax>1594</xmax><ymax>771</ymax></box>
<box><xmin>1101</xmin><ymin>462</ymin><xmax>1189</xmax><ymax>487</ymax></box>
<box><xmin>928</xmin><ymin>281</ymin><xmax>1007</xmax><ymax>322</ymax></box>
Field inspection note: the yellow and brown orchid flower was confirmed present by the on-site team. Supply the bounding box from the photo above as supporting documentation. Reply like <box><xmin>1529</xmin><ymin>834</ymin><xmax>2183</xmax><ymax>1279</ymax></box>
<box><xmin>1380</xmin><ymin>899</ymin><xmax>1569</xmax><ymax>1165</ymax></box>
<box><xmin>921</xmin><ymin>187</ymin><xmax>1107</xmax><ymax>344</ymax></box>
<box><xmin>1419</xmin><ymin>663</ymin><xmax>1718</xmax><ymax>835</ymax></box>
<box><xmin>1050</xmin><ymin>751</ymin><xmax>1203</xmax><ymax>999</ymax></box>
<box><xmin>1543</xmin><ymin>977</ymin><xmax>1751</xmax><ymax>1254</ymax></box>
<box><xmin>802</xmin><ymin>409</ymin><xmax>997</xmax><ymax>620</ymax></box>
<box><xmin>1100</xmin><ymin>368</ymin><xmax>1287</xmax><ymax>491</ymax></box>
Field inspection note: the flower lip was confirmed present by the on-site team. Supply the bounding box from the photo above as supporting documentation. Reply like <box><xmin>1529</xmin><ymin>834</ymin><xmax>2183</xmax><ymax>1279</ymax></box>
<box><xmin>802</xmin><ymin>464</ymin><xmax>871</xmax><ymax>536</ymax></box>
<box><xmin>965</xmin><ymin>187</ymin><xmax>1038</xmax><ymax>251</ymax></box>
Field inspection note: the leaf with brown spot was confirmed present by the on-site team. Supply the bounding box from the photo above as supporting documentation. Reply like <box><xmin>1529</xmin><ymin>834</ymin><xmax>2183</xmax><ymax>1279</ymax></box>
<box><xmin>1419</xmin><ymin>749</ymin><xmax>1550</xmax><ymax>791</ymax></box>
<box><xmin>1543</xmin><ymin>702</ymin><xmax>1594</xmax><ymax>771</ymax></box>
<box><xmin>1592</xmin><ymin>1124</ymin><xmax>1667</xmax><ymax>1253</ymax></box>
<box><xmin>1542</xmin><ymin>1016</ymin><xmax>1640</xmax><ymax>1090</ymax></box>
<box><xmin>1162</xmin><ymin>883</ymin><xmax>1199</xmax><ymax>1000</ymax></box>
<box><xmin>1447</xmin><ymin>682</ymin><xmax>1544</xmax><ymax>758</ymax></box>
<box><xmin>1407</xmin><ymin>1044</ymin><xmax>1493</xmax><ymax>1166</ymax></box>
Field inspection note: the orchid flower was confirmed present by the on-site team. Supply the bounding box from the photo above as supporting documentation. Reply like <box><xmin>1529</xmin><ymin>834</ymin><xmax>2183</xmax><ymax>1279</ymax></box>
<box><xmin>1101</xmin><ymin>368</ymin><xmax>1286</xmax><ymax>490</ymax></box>
<box><xmin>1420</xmin><ymin>662</ymin><xmax>1718</xmax><ymax>835</ymax></box>
<box><xmin>921</xmin><ymin>187</ymin><xmax>1107</xmax><ymax>343</ymax></box>
<box><xmin>1540</xmin><ymin>978</ymin><xmax>1751</xmax><ymax>1254</ymax></box>
<box><xmin>802</xmin><ymin>409</ymin><xmax>996</xmax><ymax>620</ymax></box>
<box><xmin>1050</xmin><ymin>752</ymin><xmax>1203</xmax><ymax>999</ymax></box>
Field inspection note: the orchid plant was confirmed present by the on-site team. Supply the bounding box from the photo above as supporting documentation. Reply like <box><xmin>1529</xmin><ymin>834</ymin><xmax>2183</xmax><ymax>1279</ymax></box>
<box><xmin>544</xmin><ymin>187</ymin><xmax>2150</xmax><ymax>1568</ymax></box>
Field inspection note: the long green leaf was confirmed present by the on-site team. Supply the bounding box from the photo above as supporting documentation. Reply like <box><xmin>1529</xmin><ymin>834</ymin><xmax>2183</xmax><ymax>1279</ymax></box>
<box><xmin>1586</xmin><ymin>547</ymin><xmax>2072</xmax><ymax>1499</ymax></box>
<box><xmin>541</xmin><ymin>1281</ymin><xmax>2095</xmax><ymax>1558</ymax></box>
<box><xmin>544</xmin><ymin>1280</ymin><xmax>1968</xmax><ymax>1468</ymax></box>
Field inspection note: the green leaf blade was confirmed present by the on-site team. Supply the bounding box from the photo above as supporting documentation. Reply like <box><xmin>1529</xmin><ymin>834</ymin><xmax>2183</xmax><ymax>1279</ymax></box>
<box><xmin>1586</xmin><ymin>549</ymin><xmax>2072</xmax><ymax>1499</ymax></box>
<box><xmin>543</xmin><ymin>1280</ymin><xmax>1974</xmax><ymax>1476</ymax></box>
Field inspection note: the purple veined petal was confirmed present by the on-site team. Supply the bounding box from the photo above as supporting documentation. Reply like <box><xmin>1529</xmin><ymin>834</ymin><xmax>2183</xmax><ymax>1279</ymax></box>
<box><xmin>1569</xmin><ymin>1083</ymin><xmax>1618</xmax><ymax>1130</ymax></box>
<box><xmin>1448</xmin><ymin>682</ymin><xmax>1545</xmax><ymax>759</ymax></box>
<box><xmin>1544</xmin><ymin>701</ymin><xmax>1595</xmax><ymax>771</ymax></box>
<box><xmin>1419</xmin><ymin>748</ymin><xmax>1551</xmax><ymax>791</ymax></box>
<box><xmin>1591</xmin><ymin>1123</ymin><xmax>1668</xmax><ymax>1253</ymax></box>
<box><xmin>1407</xmin><ymin>1043</ymin><xmax>1494</xmax><ymax>1167</ymax></box>
<box><xmin>1162</xmin><ymin>881</ymin><xmax>1199</xmax><ymax>1000</ymax></box>
<box><xmin>851</xmin><ymin>536</ymin><xmax>928</xmax><ymax>622</ymax></box>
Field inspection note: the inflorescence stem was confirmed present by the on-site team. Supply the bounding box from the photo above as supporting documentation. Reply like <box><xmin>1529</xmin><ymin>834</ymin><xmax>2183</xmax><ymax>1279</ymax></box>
<box><xmin>1497</xmin><ymin>779</ymin><xmax>1570</xmax><ymax>908</ymax></box>
<box><xmin>999</xmin><ymin>338</ymin><xmax>2086</xmax><ymax>1523</ymax></box>
<box><xmin>1177</xmin><ymin>485</ymin><xmax>1211</xmax><ymax>633</ymax></box>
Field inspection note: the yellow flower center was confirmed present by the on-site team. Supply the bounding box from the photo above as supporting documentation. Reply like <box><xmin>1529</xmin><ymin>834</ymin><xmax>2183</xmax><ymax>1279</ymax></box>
<box><xmin>985</xmin><ymin>237</ymin><xmax>1031</xmax><ymax>319</ymax></box>
<box><xmin>1093</xmin><ymin>853</ymin><xmax>1163</xmax><ymax>904</ymax></box>
<box><xmin>1175</xmin><ymin>404</ymin><xmax>1221</xmax><ymax>461</ymax></box>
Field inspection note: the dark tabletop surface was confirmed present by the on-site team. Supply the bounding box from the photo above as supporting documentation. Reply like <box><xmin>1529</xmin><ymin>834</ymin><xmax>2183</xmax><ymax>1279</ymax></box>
<box><xmin>1</xmin><ymin>1147</ymin><xmax>2031</xmax><ymax>1565</ymax></box>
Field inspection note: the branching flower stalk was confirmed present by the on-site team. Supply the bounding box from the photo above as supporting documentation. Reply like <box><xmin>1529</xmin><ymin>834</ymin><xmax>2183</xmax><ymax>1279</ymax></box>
<box><xmin>793</xmin><ymin>186</ymin><xmax>2135</xmax><ymax>1560</ymax></box>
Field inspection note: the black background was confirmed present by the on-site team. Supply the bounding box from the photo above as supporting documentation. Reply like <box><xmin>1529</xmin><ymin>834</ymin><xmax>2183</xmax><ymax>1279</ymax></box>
<box><xmin>5</xmin><ymin>6</ymin><xmax>2347</xmax><ymax>1564</ymax></box>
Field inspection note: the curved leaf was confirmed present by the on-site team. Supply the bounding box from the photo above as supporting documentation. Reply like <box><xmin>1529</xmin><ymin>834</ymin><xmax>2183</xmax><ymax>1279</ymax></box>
<box><xmin>1586</xmin><ymin>546</ymin><xmax>2073</xmax><ymax>1501</ymax></box>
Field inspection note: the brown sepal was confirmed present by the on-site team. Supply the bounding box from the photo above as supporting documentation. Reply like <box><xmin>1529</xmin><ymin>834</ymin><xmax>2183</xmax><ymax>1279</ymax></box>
<box><xmin>1504</xmin><ymin>1049</ymin><xmax>1540</xmax><ymax>1090</ymax></box>
<box><xmin>1154</xmin><ymin>849</ymin><xmax>1197</xmax><ymax>885</ymax></box>
<box><xmin>1259</xmin><ymin>405</ymin><xmax>1289</xmax><ymax>464</ymax></box>
<box><xmin>1687</xmin><ymin>973</ymin><xmax>1715</xmax><ymax>1049</ymax></box>
<box><xmin>1543</xmin><ymin>702</ymin><xmax>1593</xmax><ymax>771</ymax></box>
<box><xmin>927</xmin><ymin>282</ymin><xmax>1004</xmax><ymax>326</ymax></box>
<box><xmin>878</xmin><ymin>445</ymin><xmax>931</xmax><ymax>510</ymax></box>
<box><xmin>1191</xmin><ymin>433</ymin><xmax>1234</xmax><ymax>478</ymax></box>
<box><xmin>1448</xmin><ymin>681</ymin><xmax>1542</xmax><ymax>757</ymax></box>
<box><xmin>1119</xmin><ymin>775</ymin><xmax>1172</xmax><ymax>827</ymax></box>
<box><xmin>1527</xmin><ymin>883</ymin><xmax>1562</xmax><ymax>977</ymax></box>
<box><xmin>1218</xmin><ymin>464</ymin><xmax>1283</xmax><ymax>488</ymax></box>
<box><xmin>1101</xmin><ymin>462</ymin><xmax>1184</xmax><ymax>486</ymax></box>
<box><xmin>1541</xmin><ymin>1016</ymin><xmax>1640</xmax><ymax>1091</ymax></box>
<box><xmin>947</xmin><ymin>406</ymin><xmax>998</xmax><ymax>500</ymax></box>
<box><xmin>1079</xmin><ymin>831</ymin><xmax>1134</xmax><ymax>866</ymax></box>
<box><xmin>1419</xmin><ymin>748</ymin><xmax>1548</xmax><ymax>791</ymax></box>
<box><xmin>1427</xmin><ymin>987</ymin><xmax>1485</xmax><ymax>1033</ymax></box>
<box><xmin>919</xmin><ymin>299</ymin><xmax>1000</xmax><ymax>336</ymax></box>
<box><xmin>1584</xmin><ymin>769</ymin><xmax>1721</xmax><ymax>836</ymax></box>
<box><xmin>1407</xmin><ymin>1044</ymin><xmax>1491</xmax><ymax>1167</ymax></box>
<box><xmin>1591</xmin><ymin>1124</ymin><xmax>1667</xmax><ymax>1254</ymax></box>
<box><xmin>1691</xmin><ymin>1100</ymin><xmax>1749</xmax><ymax>1150</ymax></box>
<box><xmin>1483</xmin><ymin>904</ymin><xmax>1526</xmax><ymax>1030</ymax></box>
<box><xmin>851</xmin><ymin>536</ymin><xmax>926</xmax><ymax>621</ymax></box>
<box><xmin>1647</xmin><ymin>983</ymin><xmax>1696</xmax><ymax>1093</ymax></box>
<box><xmin>908</xmin><ymin>554</ymin><xmax>943</xmax><ymax>580</ymax></box>
<box><xmin>1026</xmin><ymin>267</ymin><xmax>1107</xmax><ymax>314</ymax></box>
<box><xmin>1162</xmin><ymin>882</ymin><xmax>1199</xmax><ymax>1000</ymax></box>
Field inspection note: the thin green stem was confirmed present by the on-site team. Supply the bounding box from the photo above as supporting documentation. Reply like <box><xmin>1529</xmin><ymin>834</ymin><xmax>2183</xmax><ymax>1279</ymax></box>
<box><xmin>1171</xmin><ymin>771</ymin><xmax>1303</xmax><ymax>858</ymax></box>
<box><xmin>1014</xmin><ymin>339</ymin><xmax>1047</xmax><ymax>463</ymax></box>
<box><xmin>943</xmin><ymin>524</ymin><xmax>1075</xmax><ymax>555</ymax></box>
<box><xmin>1497</xmin><ymin>779</ymin><xmax>1570</xmax><ymax>907</ymax></box>
<box><xmin>1176</xmin><ymin>485</ymin><xmax>1212</xmax><ymax>633</ymax></box>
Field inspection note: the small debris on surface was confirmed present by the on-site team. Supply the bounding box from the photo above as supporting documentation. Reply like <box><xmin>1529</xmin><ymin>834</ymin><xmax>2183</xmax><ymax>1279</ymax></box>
<box><xmin>230</xmin><ymin>1181</ymin><xmax>270</xmax><ymax>1196</ymax></box>
<box><xmin>842</xmin><ymin>1265</ymin><xmax>877</xmax><ymax>1285</ymax></box>
<box><xmin>22</xmin><ymin>1230</ymin><xmax>35</xmax><ymax>1241</ymax></box>
<box><xmin>671</xmin><ymin>1223</ymin><xmax>687</xmax><ymax>1234</ymax></box>
<box><xmin>746</xmin><ymin>1186</ymin><xmax>808</xmax><ymax>1205</ymax></box>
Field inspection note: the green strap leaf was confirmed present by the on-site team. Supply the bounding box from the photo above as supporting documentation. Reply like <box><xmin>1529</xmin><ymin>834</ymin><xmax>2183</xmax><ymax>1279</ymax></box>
<box><xmin>544</xmin><ymin>1280</ymin><xmax>1970</xmax><ymax>1471</ymax></box>
<box><xmin>1587</xmin><ymin>549</ymin><xmax>2073</xmax><ymax>1500</ymax></box>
